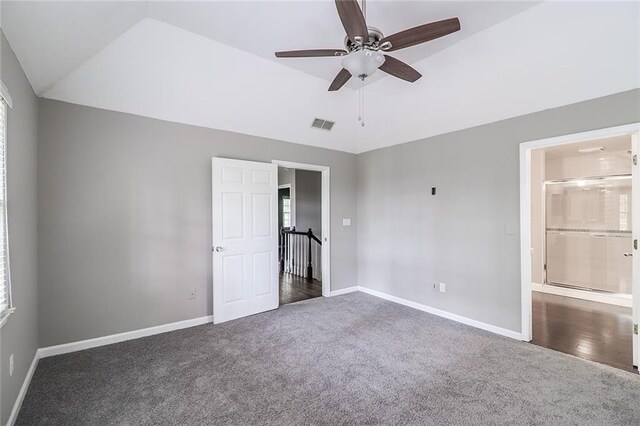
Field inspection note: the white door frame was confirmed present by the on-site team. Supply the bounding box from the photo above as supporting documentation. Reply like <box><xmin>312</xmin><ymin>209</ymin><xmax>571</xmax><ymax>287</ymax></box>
<box><xmin>273</xmin><ymin>160</ymin><xmax>330</xmax><ymax>297</ymax></box>
<box><xmin>519</xmin><ymin>123</ymin><xmax>640</xmax><ymax>358</ymax></box>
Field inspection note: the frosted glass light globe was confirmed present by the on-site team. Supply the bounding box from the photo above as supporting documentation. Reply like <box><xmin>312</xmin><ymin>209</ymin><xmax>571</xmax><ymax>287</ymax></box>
<box><xmin>341</xmin><ymin>50</ymin><xmax>385</xmax><ymax>79</ymax></box>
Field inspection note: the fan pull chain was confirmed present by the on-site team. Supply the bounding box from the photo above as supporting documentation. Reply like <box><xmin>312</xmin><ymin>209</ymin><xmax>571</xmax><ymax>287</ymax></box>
<box><xmin>358</xmin><ymin>0</ymin><xmax>366</xmax><ymax>127</ymax></box>
<box><xmin>358</xmin><ymin>85</ymin><xmax>365</xmax><ymax>127</ymax></box>
<box><xmin>357</xmin><ymin>87</ymin><xmax>361</xmax><ymax>124</ymax></box>
<box><xmin>361</xmin><ymin>84</ymin><xmax>365</xmax><ymax>127</ymax></box>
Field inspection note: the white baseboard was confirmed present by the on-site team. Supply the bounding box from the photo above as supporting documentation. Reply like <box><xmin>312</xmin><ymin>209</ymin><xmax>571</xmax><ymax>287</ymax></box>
<box><xmin>531</xmin><ymin>282</ymin><xmax>632</xmax><ymax>308</ymax></box>
<box><xmin>7</xmin><ymin>352</ymin><xmax>39</xmax><ymax>426</ymax></box>
<box><xmin>357</xmin><ymin>286</ymin><xmax>522</xmax><ymax>340</ymax></box>
<box><xmin>329</xmin><ymin>286</ymin><xmax>359</xmax><ymax>297</ymax></box>
<box><xmin>38</xmin><ymin>315</ymin><xmax>213</xmax><ymax>359</ymax></box>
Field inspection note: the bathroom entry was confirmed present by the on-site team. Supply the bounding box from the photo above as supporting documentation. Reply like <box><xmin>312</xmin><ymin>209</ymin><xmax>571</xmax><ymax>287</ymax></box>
<box><xmin>530</xmin><ymin>134</ymin><xmax>636</xmax><ymax>371</ymax></box>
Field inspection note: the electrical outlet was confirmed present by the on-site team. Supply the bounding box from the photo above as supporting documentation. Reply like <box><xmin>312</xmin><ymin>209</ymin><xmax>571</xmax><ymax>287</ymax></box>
<box><xmin>439</xmin><ymin>283</ymin><xmax>446</xmax><ymax>293</ymax></box>
<box><xmin>9</xmin><ymin>354</ymin><xmax>13</xmax><ymax>376</ymax></box>
<box><xmin>187</xmin><ymin>288</ymin><xmax>196</xmax><ymax>300</ymax></box>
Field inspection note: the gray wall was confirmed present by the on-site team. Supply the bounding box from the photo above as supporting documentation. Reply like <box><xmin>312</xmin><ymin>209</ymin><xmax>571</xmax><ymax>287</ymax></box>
<box><xmin>294</xmin><ymin>170</ymin><xmax>322</xmax><ymax>237</ymax></box>
<box><xmin>277</xmin><ymin>167</ymin><xmax>295</xmax><ymax>187</ymax></box>
<box><xmin>0</xmin><ymin>34</ymin><xmax>39</xmax><ymax>423</ymax></box>
<box><xmin>277</xmin><ymin>167</ymin><xmax>295</xmax><ymax>227</ymax></box>
<box><xmin>37</xmin><ymin>99</ymin><xmax>357</xmax><ymax>347</ymax></box>
<box><xmin>276</xmin><ymin>168</ymin><xmax>322</xmax><ymax>235</ymax></box>
<box><xmin>357</xmin><ymin>89</ymin><xmax>640</xmax><ymax>333</ymax></box>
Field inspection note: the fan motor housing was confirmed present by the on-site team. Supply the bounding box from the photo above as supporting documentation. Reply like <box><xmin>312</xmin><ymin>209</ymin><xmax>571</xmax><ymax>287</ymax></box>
<box><xmin>344</xmin><ymin>27</ymin><xmax>384</xmax><ymax>52</ymax></box>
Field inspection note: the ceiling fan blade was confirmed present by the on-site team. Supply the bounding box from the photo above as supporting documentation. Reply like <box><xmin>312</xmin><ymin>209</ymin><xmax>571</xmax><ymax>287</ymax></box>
<box><xmin>275</xmin><ymin>49</ymin><xmax>347</xmax><ymax>58</ymax></box>
<box><xmin>380</xmin><ymin>17</ymin><xmax>460</xmax><ymax>52</ymax></box>
<box><xmin>379</xmin><ymin>55</ymin><xmax>422</xmax><ymax>82</ymax></box>
<box><xmin>328</xmin><ymin>68</ymin><xmax>352</xmax><ymax>91</ymax></box>
<box><xmin>335</xmin><ymin>0</ymin><xmax>368</xmax><ymax>43</ymax></box>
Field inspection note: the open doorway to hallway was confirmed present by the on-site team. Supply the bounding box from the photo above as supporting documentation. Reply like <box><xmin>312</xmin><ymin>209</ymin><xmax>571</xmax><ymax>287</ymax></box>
<box><xmin>278</xmin><ymin>167</ymin><xmax>323</xmax><ymax>305</ymax></box>
<box><xmin>529</xmin><ymin>135</ymin><xmax>635</xmax><ymax>371</ymax></box>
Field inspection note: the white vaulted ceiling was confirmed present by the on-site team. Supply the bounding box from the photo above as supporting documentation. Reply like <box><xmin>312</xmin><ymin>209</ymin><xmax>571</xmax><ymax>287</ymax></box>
<box><xmin>2</xmin><ymin>1</ymin><xmax>639</xmax><ymax>153</ymax></box>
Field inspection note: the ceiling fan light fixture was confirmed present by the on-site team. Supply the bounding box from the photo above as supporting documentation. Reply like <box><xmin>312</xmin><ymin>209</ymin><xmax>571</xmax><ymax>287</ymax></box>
<box><xmin>341</xmin><ymin>49</ymin><xmax>385</xmax><ymax>80</ymax></box>
<box><xmin>274</xmin><ymin>0</ymin><xmax>461</xmax><ymax>91</ymax></box>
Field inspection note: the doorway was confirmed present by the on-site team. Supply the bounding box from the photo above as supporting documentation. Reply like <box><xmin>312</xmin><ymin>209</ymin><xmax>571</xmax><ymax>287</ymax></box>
<box><xmin>277</xmin><ymin>167</ymin><xmax>322</xmax><ymax>305</ymax></box>
<box><xmin>520</xmin><ymin>124</ymin><xmax>640</xmax><ymax>372</ymax></box>
<box><xmin>273</xmin><ymin>160</ymin><xmax>331</xmax><ymax>304</ymax></box>
<box><xmin>211</xmin><ymin>158</ymin><xmax>330</xmax><ymax>324</ymax></box>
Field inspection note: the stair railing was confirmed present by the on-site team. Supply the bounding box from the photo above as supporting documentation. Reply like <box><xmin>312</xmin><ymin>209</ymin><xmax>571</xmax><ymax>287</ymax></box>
<box><xmin>280</xmin><ymin>227</ymin><xmax>322</xmax><ymax>282</ymax></box>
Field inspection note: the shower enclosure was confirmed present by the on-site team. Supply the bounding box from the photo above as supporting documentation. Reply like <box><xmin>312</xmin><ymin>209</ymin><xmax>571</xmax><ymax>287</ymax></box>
<box><xmin>545</xmin><ymin>175</ymin><xmax>632</xmax><ymax>294</ymax></box>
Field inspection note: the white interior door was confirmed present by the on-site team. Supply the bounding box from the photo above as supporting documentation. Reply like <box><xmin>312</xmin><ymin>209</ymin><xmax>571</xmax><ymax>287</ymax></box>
<box><xmin>212</xmin><ymin>157</ymin><xmax>278</xmax><ymax>324</ymax></box>
<box><xmin>633</xmin><ymin>133</ymin><xmax>639</xmax><ymax>367</ymax></box>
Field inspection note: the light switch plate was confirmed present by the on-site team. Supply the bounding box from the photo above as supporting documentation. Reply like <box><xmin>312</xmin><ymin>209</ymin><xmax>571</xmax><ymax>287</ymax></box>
<box><xmin>342</xmin><ymin>218</ymin><xmax>351</xmax><ymax>226</ymax></box>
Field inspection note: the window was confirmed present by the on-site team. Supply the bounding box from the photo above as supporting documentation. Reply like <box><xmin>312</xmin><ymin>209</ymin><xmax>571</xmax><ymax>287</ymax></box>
<box><xmin>282</xmin><ymin>196</ymin><xmax>291</xmax><ymax>228</ymax></box>
<box><xmin>0</xmin><ymin>97</ymin><xmax>13</xmax><ymax>325</ymax></box>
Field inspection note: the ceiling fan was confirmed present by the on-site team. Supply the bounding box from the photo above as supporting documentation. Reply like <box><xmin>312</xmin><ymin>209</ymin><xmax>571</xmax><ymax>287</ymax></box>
<box><xmin>275</xmin><ymin>0</ymin><xmax>460</xmax><ymax>91</ymax></box>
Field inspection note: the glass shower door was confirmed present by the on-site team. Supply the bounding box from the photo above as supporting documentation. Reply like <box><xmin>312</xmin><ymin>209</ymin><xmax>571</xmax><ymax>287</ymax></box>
<box><xmin>545</xmin><ymin>176</ymin><xmax>632</xmax><ymax>294</ymax></box>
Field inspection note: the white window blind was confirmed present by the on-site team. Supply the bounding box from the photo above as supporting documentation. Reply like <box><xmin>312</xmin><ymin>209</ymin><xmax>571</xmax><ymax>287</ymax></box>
<box><xmin>0</xmin><ymin>98</ymin><xmax>13</xmax><ymax>324</ymax></box>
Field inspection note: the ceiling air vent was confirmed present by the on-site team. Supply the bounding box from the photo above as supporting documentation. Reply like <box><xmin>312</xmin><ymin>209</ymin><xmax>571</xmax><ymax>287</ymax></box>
<box><xmin>311</xmin><ymin>118</ymin><xmax>335</xmax><ymax>131</ymax></box>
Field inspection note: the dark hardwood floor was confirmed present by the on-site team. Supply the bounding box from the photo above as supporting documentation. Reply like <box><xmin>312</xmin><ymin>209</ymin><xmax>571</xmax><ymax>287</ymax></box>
<box><xmin>279</xmin><ymin>273</ymin><xmax>322</xmax><ymax>305</ymax></box>
<box><xmin>532</xmin><ymin>291</ymin><xmax>635</xmax><ymax>372</ymax></box>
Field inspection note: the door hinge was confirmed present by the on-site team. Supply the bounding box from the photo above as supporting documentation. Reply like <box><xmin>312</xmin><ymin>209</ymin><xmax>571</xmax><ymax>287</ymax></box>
<box><xmin>635</xmin><ymin>239</ymin><xmax>638</xmax><ymax>250</ymax></box>
<box><xmin>634</xmin><ymin>155</ymin><xmax>637</xmax><ymax>166</ymax></box>
<box><xmin>634</xmin><ymin>324</ymin><xmax>638</xmax><ymax>335</ymax></box>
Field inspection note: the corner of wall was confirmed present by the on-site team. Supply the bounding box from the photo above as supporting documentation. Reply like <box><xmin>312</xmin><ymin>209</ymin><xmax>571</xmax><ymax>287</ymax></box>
<box><xmin>1</xmin><ymin>30</ymin><xmax>40</xmax><ymax>426</ymax></box>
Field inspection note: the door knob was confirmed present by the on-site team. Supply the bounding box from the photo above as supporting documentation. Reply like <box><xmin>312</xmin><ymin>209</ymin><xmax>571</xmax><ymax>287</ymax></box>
<box><xmin>624</xmin><ymin>252</ymin><xmax>633</xmax><ymax>257</ymax></box>
<box><xmin>214</xmin><ymin>246</ymin><xmax>223</xmax><ymax>252</ymax></box>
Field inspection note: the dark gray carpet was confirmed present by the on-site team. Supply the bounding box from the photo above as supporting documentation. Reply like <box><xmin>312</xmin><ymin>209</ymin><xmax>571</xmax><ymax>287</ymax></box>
<box><xmin>17</xmin><ymin>292</ymin><xmax>640</xmax><ymax>425</ymax></box>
